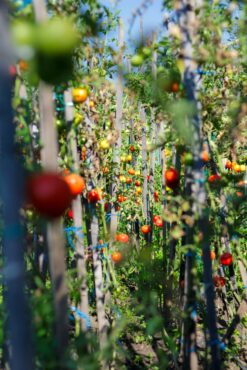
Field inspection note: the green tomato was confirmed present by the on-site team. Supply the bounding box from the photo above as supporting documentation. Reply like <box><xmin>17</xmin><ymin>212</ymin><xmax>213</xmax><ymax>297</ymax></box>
<box><xmin>142</xmin><ymin>47</ymin><xmax>152</xmax><ymax>58</ymax></box>
<box><xmin>183</xmin><ymin>153</ymin><xmax>193</xmax><ymax>166</ymax></box>
<box><xmin>131</xmin><ymin>54</ymin><xmax>144</xmax><ymax>67</ymax></box>
<box><xmin>35</xmin><ymin>18</ymin><xmax>79</xmax><ymax>56</ymax></box>
<box><xmin>11</xmin><ymin>20</ymin><xmax>34</xmax><ymax>46</ymax></box>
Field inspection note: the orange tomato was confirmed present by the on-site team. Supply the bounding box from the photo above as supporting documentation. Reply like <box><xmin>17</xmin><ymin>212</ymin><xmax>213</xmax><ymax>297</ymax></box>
<box><xmin>64</xmin><ymin>174</ymin><xmax>85</xmax><ymax>196</ymax></box>
<box><xmin>102</xmin><ymin>167</ymin><xmax>109</xmax><ymax>174</ymax></box>
<box><xmin>72</xmin><ymin>88</ymin><xmax>88</xmax><ymax>103</ymax></box>
<box><xmin>233</xmin><ymin>164</ymin><xmax>241</xmax><ymax>173</ymax></box>
<box><xmin>225</xmin><ymin>160</ymin><xmax>232</xmax><ymax>170</ymax></box>
<box><xmin>19</xmin><ymin>59</ymin><xmax>28</xmax><ymax>71</ymax></box>
<box><xmin>117</xmin><ymin>195</ymin><xmax>126</xmax><ymax>203</ymax></box>
<box><xmin>208</xmin><ymin>174</ymin><xmax>221</xmax><ymax>183</ymax></box>
<box><xmin>171</xmin><ymin>82</ymin><xmax>180</xmax><ymax>93</ymax></box>
<box><xmin>89</xmin><ymin>100</ymin><xmax>95</xmax><ymax>108</ymax></box>
<box><xmin>135</xmin><ymin>180</ymin><xmax>141</xmax><ymax>186</ymax></box>
<box><xmin>128</xmin><ymin>169</ymin><xmax>135</xmax><ymax>175</ymax></box>
<box><xmin>201</xmin><ymin>150</ymin><xmax>209</xmax><ymax>162</ymax></box>
<box><xmin>111</xmin><ymin>251</ymin><xmax>122</xmax><ymax>263</ymax></box>
<box><xmin>126</xmin><ymin>177</ymin><xmax>132</xmax><ymax>184</ymax></box>
<box><xmin>141</xmin><ymin>225</ymin><xmax>151</xmax><ymax>234</ymax></box>
<box><xmin>135</xmin><ymin>187</ymin><xmax>142</xmax><ymax>195</ymax></box>
<box><xmin>115</xmin><ymin>233</ymin><xmax>129</xmax><ymax>243</ymax></box>
<box><xmin>165</xmin><ymin>168</ymin><xmax>179</xmax><ymax>189</ymax></box>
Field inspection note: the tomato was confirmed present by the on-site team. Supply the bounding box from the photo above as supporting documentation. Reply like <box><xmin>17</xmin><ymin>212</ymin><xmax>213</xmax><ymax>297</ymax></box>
<box><xmin>155</xmin><ymin>218</ymin><xmax>164</xmax><ymax>228</ymax></box>
<box><xmin>102</xmin><ymin>167</ymin><xmax>109</xmax><ymax>174</ymax></box>
<box><xmin>128</xmin><ymin>169</ymin><xmax>135</xmax><ymax>175</ymax></box>
<box><xmin>180</xmin><ymin>280</ymin><xmax>185</xmax><ymax>289</ymax></box>
<box><xmin>9</xmin><ymin>65</ymin><xmax>17</xmax><ymax>77</ymax></box>
<box><xmin>115</xmin><ymin>233</ymin><xmax>129</xmax><ymax>243</ymax></box>
<box><xmin>213</xmin><ymin>276</ymin><xmax>226</xmax><ymax>288</ymax></box>
<box><xmin>89</xmin><ymin>100</ymin><xmax>95</xmax><ymax>108</ymax></box>
<box><xmin>183</xmin><ymin>153</ymin><xmax>193</xmax><ymax>166</ymax></box>
<box><xmin>171</xmin><ymin>82</ymin><xmax>180</xmax><ymax>93</ymax></box>
<box><xmin>135</xmin><ymin>187</ymin><xmax>142</xmax><ymax>195</ymax></box>
<box><xmin>111</xmin><ymin>251</ymin><xmax>122</xmax><ymax>263</ymax></box>
<box><xmin>236</xmin><ymin>191</ymin><xmax>243</xmax><ymax>197</ymax></box>
<box><xmin>64</xmin><ymin>174</ymin><xmax>85</xmax><ymax>197</ymax></box>
<box><xmin>26</xmin><ymin>172</ymin><xmax>72</xmax><ymax>218</ymax></box>
<box><xmin>67</xmin><ymin>209</ymin><xmax>73</xmax><ymax>219</ymax></box>
<box><xmin>233</xmin><ymin>164</ymin><xmax>241</xmax><ymax>173</ymax></box>
<box><xmin>119</xmin><ymin>175</ymin><xmax>126</xmax><ymax>183</ymax></box>
<box><xmin>72</xmin><ymin>88</ymin><xmax>88</xmax><ymax>103</ymax></box>
<box><xmin>104</xmin><ymin>202</ymin><xmax>110</xmax><ymax>212</ymax></box>
<box><xmin>153</xmin><ymin>215</ymin><xmax>160</xmax><ymax>223</ymax></box>
<box><xmin>127</xmin><ymin>154</ymin><xmax>132</xmax><ymax>162</ymax></box>
<box><xmin>165</xmin><ymin>168</ymin><xmax>179</xmax><ymax>189</ymax></box>
<box><xmin>99</xmin><ymin>139</ymin><xmax>110</xmax><ymax>150</ymax></box>
<box><xmin>208</xmin><ymin>174</ymin><xmax>221</xmax><ymax>183</ymax></box>
<box><xmin>154</xmin><ymin>191</ymin><xmax>159</xmax><ymax>201</ymax></box>
<box><xmin>240</xmin><ymin>164</ymin><xmax>246</xmax><ymax>172</ymax></box>
<box><xmin>225</xmin><ymin>160</ymin><xmax>232</xmax><ymax>170</ymax></box>
<box><xmin>131</xmin><ymin>54</ymin><xmax>144</xmax><ymax>67</ymax></box>
<box><xmin>202</xmin><ymin>250</ymin><xmax>216</xmax><ymax>260</ymax></box>
<box><xmin>126</xmin><ymin>177</ymin><xmax>132</xmax><ymax>184</ymax></box>
<box><xmin>147</xmin><ymin>175</ymin><xmax>150</xmax><ymax>182</ymax></box>
<box><xmin>201</xmin><ymin>150</ymin><xmax>209</xmax><ymax>162</ymax></box>
<box><xmin>141</xmin><ymin>225</ymin><xmax>151</xmax><ymax>234</ymax></box>
<box><xmin>19</xmin><ymin>59</ymin><xmax>28</xmax><ymax>71</ymax></box>
<box><xmin>117</xmin><ymin>195</ymin><xmax>126</xmax><ymax>203</ymax></box>
<box><xmin>135</xmin><ymin>180</ymin><xmax>141</xmax><ymax>186</ymax></box>
<box><xmin>129</xmin><ymin>145</ymin><xmax>135</xmax><ymax>152</ymax></box>
<box><xmin>220</xmin><ymin>252</ymin><xmax>233</xmax><ymax>266</ymax></box>
<box><xmin>88</xmin><ymin>189</ymin><xmax>100</xmax><ymax>203</ymax></box>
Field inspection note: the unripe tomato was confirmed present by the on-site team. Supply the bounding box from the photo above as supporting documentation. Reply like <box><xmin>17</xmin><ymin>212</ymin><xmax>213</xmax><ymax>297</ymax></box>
<box><xmin>115</xmin><ymin>233</ymin><xmax>129</xmax><ymax>243</ymax></box>
<box><xmin>111</xmin><ymin>251</ymin><xmax>122</xmax><ymax>263</ymax></box>
<box><xmin>165</xmin><ymin>168</ymin><xmax>179</xmax><ymax>189</ymax></box>
<box><xmin>141</xmin><ymin>225</ymin><xmax>151</xmax><ymax>234</ymax></box>
<box><xmin>26</xmin><ymin>172</ymin><xmax>72</xmax><ymax>218</ymax></box>
<box><xmin>213</xmin><ymin>276</ymin><xmax>226</xmax><ymax>287</ymax></box>
<box><xmin>220</xmin><ymin>252</ymin><xmax>233</xmax><ymax>266</ymax></box>
<box><xmin>72</xmin><ymin>88</ymin><xmax>88</xmax><ymax>103</ymax></box>
<box><xmin>67</xmin><ymin>209</ymin><xmax>73</xmax><ymax>219</ymax></box>
<box><xmin>183</xmin><ymin>153</ymin><xmax>193</xmax><ymax>166</ymax></box>
<box><xmin>64</xmin><ymin>173</ymin><xmax>85</xmax><ymax>197</ymax></box>
<box><xmin>135</xmin><ymin>180</ymin><xmax>141</xmax><ymax>186</ymax></box>
<box><xmin>128</xmin><ymin>169</ymin><xmax>135</xmax><ymax>175</ymax></box>
<box><xmin>88</xmin><ymin>189</ymin><xmax>100</xmax><ymax>203</ymax></box>
<box><xmin>225</xmin><ymin>160</ymin><xmax>232</xmax><ymax>170</ymax></box>
<box><xmin>131</xmin><ymin>54</ymin><xmax>144</xmax><ymax>67</ymax></box>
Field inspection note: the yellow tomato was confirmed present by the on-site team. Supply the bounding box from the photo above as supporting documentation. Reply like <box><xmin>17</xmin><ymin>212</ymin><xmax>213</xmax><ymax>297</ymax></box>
<box><xmin>240</xmin><ymin>164</ymin><xmax>246</xmax><ymax>172</ymax></box>
<box><xmin>120</xmin><ymin>155</ymin><xmax>127</xmax><ymax>162</ymax></box>
<box><xmin>164</xmin><ymin>148</ymin><xmax>172</xmax><ymax>157</ymax></box>
<box><xmin>135</xmin><ymin>170</ymin><xmax>141</xmax><ymax>176</ymax></box>
<box><xmin>119</xmin><ymin>175</ymin><xmax>126</xmax><ymax>183</ymax></box>
<box><xmin>127</xmin><ymin>154</ymin><xmax>132</xmax><ymax>162</ymax></box>
<box><xmin>135</xmin><ymin>186</ymin><xmax>142</xmax><ymax>195</ymax></box>
<box><xmin>89</xmin><ymin>100</ymin><xmax>95</xmax><ymax>108</ymax></box>
<box><xmin>99</xmin><ymin>139</ymin><xmax>110</xmax><ymax>150</ymax></box>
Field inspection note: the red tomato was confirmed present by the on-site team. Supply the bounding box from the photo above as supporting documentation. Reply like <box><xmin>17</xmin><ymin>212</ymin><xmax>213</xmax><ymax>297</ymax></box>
<box><xmin>126</xmin><ymin>177</ymin><xmax>132</xmax><ymax>184</ymax></box>
<box><xmin>154</xmin><ymin>191</ymin><xmax>159</xmax><ymax>201</ymax></box>
<box><xmin>153</xmin><ymin>215</ymin><xmax>160</xmax><ymax>223</ymax></box>
<box><xmin>67</xmin><ymin>209</ymin><xmax>73</xmax><ymax>219</ymax></box>
<box><xmin>208</xmin><ymin>174</ymin><xmax>221</xmax><ymax>183</ymax></box>
<box><xmin>171</xmin><ymin>82</ymin><xmax>180</xmax><ymax>93</ymax></box>
<box><xmin>26</xmin><ymin>172</ymin><xmax>72</xmax><ymax>218</ymax></box>
<box><xmin>111</xmin><ymin>251</ymin><xmax>122</xmax><ymax>263</ymax></box>
<box><xmin>220</xmin><ymin>252</ymin><xmax>233</xmax><ymax>266</ymax></box>
<box><xmin>64</xmin><ymin>174</ymin><xmax>85</xmax><ymax>196</ymax></box>
<box><xmin>9</xmin><ymin>65</ymin><xmax>16</xmax><ymax>77</ymax></box>
<box><xmin>180</xmin><ymin>280</ymin><xmax>185</xmax><ymax>289</ymax></box>
<box><xmin>115</xmin><ymin>233</ymin><xmax>129</xmax><ymax>243</ymax></box>
<box><xmin>128</xmin><ymin>169</ymin><xmax>135</xmax><ymax>175</ymax></box>
<box><xmin>141</xmin><ymin>225</ymin><xmax>151</xmax><ymax>234</ymax></box>
<box><xmin>147</xmin><ymin>175</ymin><xmax>150</xmax><ymax>182</ymax></box>
<box><xmin>213</xmin><ymin>276</ymin><xmax>226</xmax><ymax>288</ymax></box>
<box><xmin>104</xmin><ymin>202</ymin><xmax>110</xmax><ymax>212</ymax></box>
<box><xmin>88</xmin><ymin>189</ymin><xmax>100</xmax><ymax>203</ymax></box>
<box><xmin>165</xmin><ymin>168</ymin><xmax>179</xmax><ymax>189</ymax></box>
<box><xmin>117</xmin><ymin>195</ymin><xmax>126</xmax><ymax>203</ymax></box>
<box><xmin>155</xmin><ymin>218</ymin><xmax>164</xmax><ymax>228</ymax></box>
<box><xmin>225</xmin><ymin>160</ymin><xmax>232</xmax><ymax>170</ymax></box>
<box><xmin>129</xmin><ymin>145</ymin><xmax>135</xmax><ymax>152</ymax></box>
